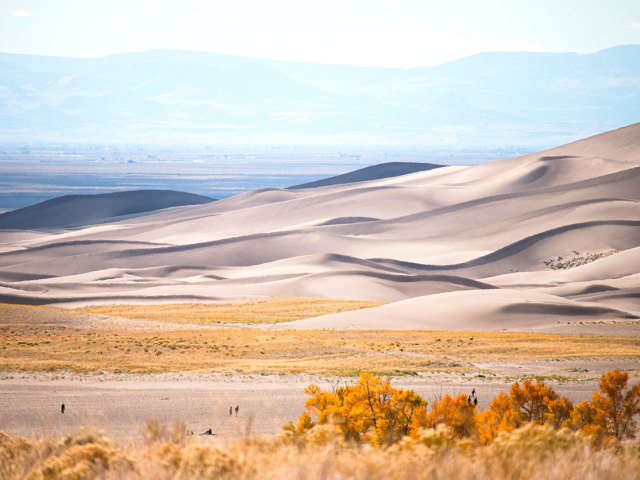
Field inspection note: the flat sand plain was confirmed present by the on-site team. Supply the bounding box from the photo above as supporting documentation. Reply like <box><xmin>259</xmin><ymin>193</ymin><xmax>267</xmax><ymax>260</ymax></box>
<box><xmin>0</xmin><ymin>372</ymin><xmax>617</xmax><ymax>442</ymax></box>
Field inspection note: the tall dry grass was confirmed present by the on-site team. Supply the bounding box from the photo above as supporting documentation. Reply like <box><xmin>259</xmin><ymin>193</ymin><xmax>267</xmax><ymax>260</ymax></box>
<box><xmin>2</xmin><ymin>423</ymin><xmax>639</xmax><ymax>480</ymax></box>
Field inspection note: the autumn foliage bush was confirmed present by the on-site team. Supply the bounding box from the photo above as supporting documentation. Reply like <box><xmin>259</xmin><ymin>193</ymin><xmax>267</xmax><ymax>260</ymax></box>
<box><xmin>284</xmin><ymin>369</ymin><xmax>640</xmax><ymax>447</ymax></box>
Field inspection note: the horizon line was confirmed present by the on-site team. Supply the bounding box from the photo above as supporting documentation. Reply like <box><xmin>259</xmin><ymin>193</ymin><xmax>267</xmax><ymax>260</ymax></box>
<box><xmin>1</xmin><ymin>43</ymin><xmax>638</xmax><ymax>70</ymax></box>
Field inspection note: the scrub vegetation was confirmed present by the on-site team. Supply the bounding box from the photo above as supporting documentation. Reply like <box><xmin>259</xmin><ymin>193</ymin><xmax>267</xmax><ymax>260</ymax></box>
<box><xmin>2</xmin><ymin>370</ymin><xmax>639</xmax><ymax>480</ymax></box>
<box><xmin>1</xmin><ymin>321</ymin><xmax>638</xmax><ymax>375</ymax></box>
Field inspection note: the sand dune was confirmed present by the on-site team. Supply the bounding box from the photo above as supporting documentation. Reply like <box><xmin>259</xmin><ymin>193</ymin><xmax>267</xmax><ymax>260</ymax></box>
<box><xmin>0</xmin><ymin>190</ymin><xmax>214</xmax><ymax>230</ymax></box>
<box><xmin>280</xmin><ymin>289</ymin><xmax>637</xmax><ymax>331</ymax></box>
<box><xmin>289</xmin><ymin>162</ymin><xmax>443</xmax><ymax>189</ymax></box>
<box><xmin>0</xmin><ymin>124</ymin><xmax>638</xmax><ymax>331</ymax></box>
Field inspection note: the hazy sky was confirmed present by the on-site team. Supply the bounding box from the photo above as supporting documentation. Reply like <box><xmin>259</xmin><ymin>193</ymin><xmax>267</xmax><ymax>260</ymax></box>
<box><xmin>1</xmin><ymin>0</ymin><xmax>639</xmax><ymax>68</ymax></box>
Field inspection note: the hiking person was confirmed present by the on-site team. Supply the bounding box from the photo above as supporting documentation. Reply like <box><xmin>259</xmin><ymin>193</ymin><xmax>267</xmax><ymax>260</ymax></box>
<box><xmin>61</xmin><ymin>403</ymin><xmax>65</xmax><ymax>414</ymax></box>
<box><xmin>235</xmin><ymin>405</ymin><xmax>239</xmax><ymax>416</ymax></box>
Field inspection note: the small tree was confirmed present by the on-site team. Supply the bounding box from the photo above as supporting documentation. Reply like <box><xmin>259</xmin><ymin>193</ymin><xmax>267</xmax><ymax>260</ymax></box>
<box><xmin>509</xmin><ymin>378</ymin><xmax>559</xmax><ymax>426</ymax></box>
<box><xmin>590</xmin><ymin>369</ymin><xmax>640</xmax><ymax>440</ymax></box>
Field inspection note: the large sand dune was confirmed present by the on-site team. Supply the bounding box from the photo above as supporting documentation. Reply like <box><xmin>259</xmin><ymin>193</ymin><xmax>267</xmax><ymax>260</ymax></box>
<box><xmin>0</xmin><ymin>190</ymin><xmax>214</xmax><ymax>230</ymax></box>
<box><xmin>1</xmin><ymin>124</ymin><xmax>639</xmax><ymax>330</ymax></box>
<box><xmin>289</xmin><ymin>161</ymin><xmax>443</xmax><ymax>189</ymax></box>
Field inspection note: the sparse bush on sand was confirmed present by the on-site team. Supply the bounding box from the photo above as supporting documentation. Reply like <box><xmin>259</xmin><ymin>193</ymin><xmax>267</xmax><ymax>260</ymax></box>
<box><xmin>2</xmin><ymin>370</ymin><xmax>639</xmax><ymax>480</ymax></box>
<box><xmin>543</xmin><ymin>250</ymin><xmax>617</xmax><ymax>270</ymax></box>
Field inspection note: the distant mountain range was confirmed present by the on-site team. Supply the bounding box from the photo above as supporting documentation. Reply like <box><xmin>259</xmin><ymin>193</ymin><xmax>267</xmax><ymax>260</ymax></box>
<box><xmin>1</xmin><ymin>45</ymin><xmax>638</xmax><ymax>146</ymax></box>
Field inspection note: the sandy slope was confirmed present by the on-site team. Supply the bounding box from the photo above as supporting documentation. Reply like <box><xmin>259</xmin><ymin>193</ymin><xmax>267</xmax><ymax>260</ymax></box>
<box><xmin>289</xmin><ymin>161</ymin><xmax>443</xmax><ymax>189</ymax></box>
<box><xmin>0</xmin><ymin>190</ymin><xmax>213</xmax><ymax>230</ymax></box>
<box><xmin>0</xmin><ymin>123</ymin><xmax>639</xmax><ymax>331</ymax></box>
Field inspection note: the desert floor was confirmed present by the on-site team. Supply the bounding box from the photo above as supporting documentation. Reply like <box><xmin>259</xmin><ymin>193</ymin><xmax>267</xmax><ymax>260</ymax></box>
<box><xmin>1</xmin><ymin>300</ymin><xmax>638</xmax><ymax>441</ymax></box>
<box><xmin>0</xmin><ymin>372</ymin><xmax>617</xmax><ymax>442</ymax></box>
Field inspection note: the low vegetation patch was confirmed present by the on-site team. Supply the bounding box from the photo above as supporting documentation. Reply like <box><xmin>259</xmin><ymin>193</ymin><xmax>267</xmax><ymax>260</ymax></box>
<box><xmin>543</xmin><ymin>250</ymin><xmax>618</xmax><ymax>270</ymax></box>
<box><xmin>1</xmin><ymin>319</ymin><xmax>638</xmax><ymax>374</ymax></box>
<box><xmin>75</xmin><ymin>298</ymin><xmax>385</xmax><ymax>324</ymax></box>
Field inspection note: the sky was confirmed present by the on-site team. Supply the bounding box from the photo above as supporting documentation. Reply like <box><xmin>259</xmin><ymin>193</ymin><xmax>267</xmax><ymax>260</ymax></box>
<box><xmin>1</xmin><ymin>0</ymin><xmax>639</xmax><ymax>68</ymax></box>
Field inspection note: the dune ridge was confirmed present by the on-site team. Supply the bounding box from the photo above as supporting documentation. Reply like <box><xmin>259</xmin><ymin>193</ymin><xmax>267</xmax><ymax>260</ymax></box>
<box><xmin>0</xmin><ymin>190</ymin><xmax>214</xmax><ymax>230</ymax></box>
<box><xmin>289</xmin><ymin>162</ymin><xmax>443</xmax><ymax>189</ymax></box>
<box><xmin>0</xmin><ymin>124</ymin><xmax>639</xmax><ymax>331</ymax></box>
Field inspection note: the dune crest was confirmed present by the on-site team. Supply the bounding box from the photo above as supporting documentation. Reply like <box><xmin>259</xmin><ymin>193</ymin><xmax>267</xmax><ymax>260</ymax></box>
<box><xmin>0</xmin><ymin>124</ymin><xmax>638</xmax><ymax>331</ymax></box>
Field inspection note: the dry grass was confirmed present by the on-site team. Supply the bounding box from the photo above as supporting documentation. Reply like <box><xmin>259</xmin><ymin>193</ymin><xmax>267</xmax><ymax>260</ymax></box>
<box><xmin>1</xmin><ymin>424</ymin><xmax>639</xmax><ymax>480</ymax></box>
<box><xmin>2</xmin><ymin>301</ymin><xmax>638</xmax><ymax>376</ymax></box>
<box><xmin>75</xmin><ymin>298</ymin><xmax>385</xmax><ymax>324</ymax></box>
<box><xmin>1</xmin><ymin>322</ymin><xmax>638</xmax><ymax>375</ymax></box>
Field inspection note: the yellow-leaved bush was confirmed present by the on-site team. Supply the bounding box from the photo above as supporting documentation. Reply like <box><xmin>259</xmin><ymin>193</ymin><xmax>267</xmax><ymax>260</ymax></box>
<box><xmin>284</xmin><ymin>369</ymin><xmax>640</xmax><ymax>447</ymax></box>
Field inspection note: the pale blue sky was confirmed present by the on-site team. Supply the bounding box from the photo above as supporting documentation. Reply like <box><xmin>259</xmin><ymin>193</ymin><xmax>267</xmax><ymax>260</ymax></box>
<box><xmin>1</xmin><ymin>0</ymin><xmax>639</xmax><ymax>67</ymax></box>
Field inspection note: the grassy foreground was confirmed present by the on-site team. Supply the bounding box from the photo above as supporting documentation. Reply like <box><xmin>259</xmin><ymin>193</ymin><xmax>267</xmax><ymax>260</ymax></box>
<box><xmin>2</xmin><ymin>421</ymin><xmax>639</xmax><ymax>480</ymax></box>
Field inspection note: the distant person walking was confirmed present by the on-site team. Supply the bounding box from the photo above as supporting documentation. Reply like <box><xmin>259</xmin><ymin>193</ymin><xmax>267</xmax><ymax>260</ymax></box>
<box><xmin>229</xmin><ymin>406</ymin><xmax>233</xmax><ymax>416</ymax></box>
<box><xmin>467</xmin><ymin>395</ymin><xmax>472</xmax><ymax>404</ymax></box>
<box><xmin>474</xmin><ymin>397</ymin><xmax>478</xmax><ymax>407</ymax></box>
<box><xmin>61</xmin><ymin>403</ymin><xmax>65</xmax><ymax>414</ymax></box>
<box><xmin>235</xmin><ymin>405</ymin><xmax>239</xmax><ymax>417</ymax></box>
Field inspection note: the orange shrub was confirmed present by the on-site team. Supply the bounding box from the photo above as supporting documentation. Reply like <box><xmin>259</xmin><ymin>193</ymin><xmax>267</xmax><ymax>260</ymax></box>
<box><xmin>286</xmin><ymin>370</ymin><xmax>640</xmax><ymax>447</ymax></box>
<box><xmin>291</xmin><ymin>373</ymin><xmax>426</xmax><ymax>445</ymax></box>
<box><xmin>424</xmin><ymin>394</ymin><xmax>477</xmax><ymax>438</ymax></box>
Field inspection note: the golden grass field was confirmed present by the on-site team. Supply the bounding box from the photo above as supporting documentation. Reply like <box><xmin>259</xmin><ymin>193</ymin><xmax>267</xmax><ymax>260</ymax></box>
<box><xmin>2</xmin><ymin>422</ymin><xmax>640</xmax><ymax>480</ymax></box>
<box><xmin>1</xmin><ymin>302</ymin><xmax>638</xmax><ymax>376</ymax></box>
<box><xmin>75</xmin><ymin>298</ymin><xmax>385</xmax><ymax>324</ymax></box>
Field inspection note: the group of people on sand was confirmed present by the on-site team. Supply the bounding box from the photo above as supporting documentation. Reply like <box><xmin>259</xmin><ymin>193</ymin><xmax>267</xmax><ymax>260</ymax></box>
<box><xmin>467</xmin><ymin>388</ymin><xmax>478</xmax><ymax>406</ymax></box>
<box><xmin>60</xmin><ymin>402</ymin><xmax>240</xmax><ymax>437</ymax></box>
<box><xmin>200</xmin><ymin>405</ymin><xmax>240</xmax><ymax>435</ymax></box>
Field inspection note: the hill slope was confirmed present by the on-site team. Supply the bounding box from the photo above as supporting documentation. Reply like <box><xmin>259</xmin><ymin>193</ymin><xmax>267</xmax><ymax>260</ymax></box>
<box><xmin>289</xmin><ymin>162</ymin><xmax>443</xmax><ymax>189</ymax></box>
<box><xmin>0</xmin><ymin>190</ymin><xmax>214</xmax><ymax>230</ymax></box>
